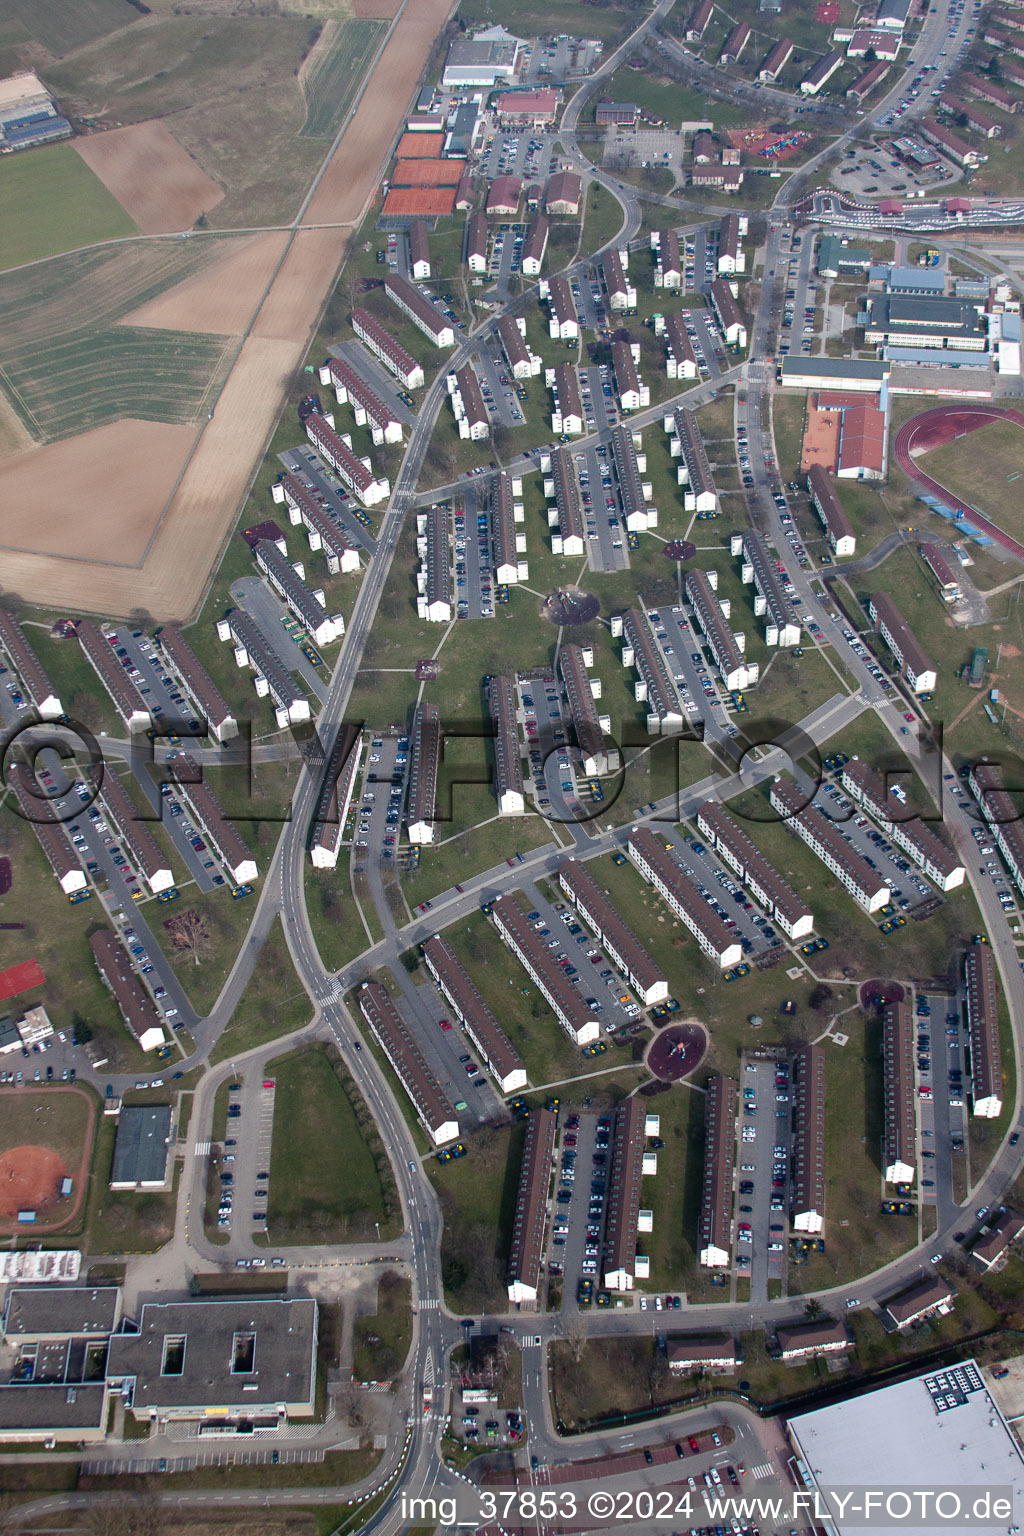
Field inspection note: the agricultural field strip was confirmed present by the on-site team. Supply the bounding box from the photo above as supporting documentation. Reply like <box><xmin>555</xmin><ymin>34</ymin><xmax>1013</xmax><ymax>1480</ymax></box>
<box><xmin>300</xmin><ymin>18</ymin><xmax>389</xmax><ymax>138</ymax></box>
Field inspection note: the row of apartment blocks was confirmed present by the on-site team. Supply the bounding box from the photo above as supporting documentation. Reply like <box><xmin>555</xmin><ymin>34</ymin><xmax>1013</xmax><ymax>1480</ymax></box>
<box><xmin>542</xmin><ymin>274</ymin><xmax>579</xmax><ymax>340</ymax></box>
<box><xmin>867</xmin><ymin>592</ymin><xmax>937</xmax><ymax>694</ymax></box>
<box><xmin>883</xmin><ymin>999</ymin><xmax>916</xmax><ymax>1185</ymax></box>
<box><xmin>497</xmin><ymin>315</ymin><xmax>542</xmax><ymax>380</ymax></box>
<box><xmin>612</xmin><ymin>338</ymin><xmax>649</xmax><ymax>413</ymax></box>
<box><xmin>544</xmin><ymin>446</ymin><xmax>586</xmax><ymax>555</ymax></box>
<box><xmin>492</xmin><ymin>473</ymin><xmax>528</xmax><ymax>585</ymax></box>
<box><xmin>351</xmin><ymin>308</ymin><xmax>424</xmax><ymax>390</ymax></box>
<box><xmin>651</xmin><ymin>228</ymin><xmax>683</xmax><ymax>291</ymax></box>
<box><xmin>602</xmin><ymin>247</ymin><xmax>635</xmax><ymax>311</ymax></box>
<box><xmin>422</xmin><ymin>933</ymin><xmax>526</xmax><ymax>1093</ymax></box>
<box><xmin>304</xmin><ymin>410</ymin><xmax>388</xmax><ymax>512</ymax></box>
<box><xmin>700</xmin><ymin>1075</ymin><xmax>736</xmax><ymax>1267</ymax></box>
<box><xmin>710</xmin><ymin>277</ymin><xmax>747</xmax><ymax>349</ymax></box>
<box><xmin>309</xmin><ymin>724</ymin><xmax>362</xmax><ymax>869</ymax></box>
<box><xmin>78</xmin><ymin>621</ymin><xmax>151</xmax><ymax>734</ymax></box>
<box><xmin>447</xmin><ymin>363</ymin><xmax>489</xmax><ymax>440</ymax></box>
<box><xmin>547</xmin><ymin>361</ymin><xmax>583</xmax><ymax>436</ymax></box>
<box><xmin>667</xmin><ymin>408</ymin><xmax>718</xmax><ymax>513</ymax></box>
<box><xmin>156</xmin><ymin>627</ymin><xmax>237</xmax><ymax>743</ymax></box>
<box><xmin>609</xmin><ymin>427</ymin><xmax>657</xmax><ymax>532</ymax></box>
<box><xmin>558</xmin><ymin>859</ymin><xmax>668</xmax><ymax>1006</ymax></box>
<box><xmin>627</xmin><ymin>828</ymin><xmax>743</xmax><ymax>969</ymax></box>
<box><xmin>490</xmin><ymin>893</ymin><xmax>601</xmax><ymax>1046</ymax></box>
<box><xmin>507</xmin><ymin>1108</ymin><xmax>557</xmax><ymax>1303</ymax></box>
<box><xmin>489</xmin><ymin>674</ymin><xmax>526</xmax><ymax>816</ymax></box>
<box><xmin>695</xmin><ymin>802</ymin><xmax>813</xmax><ymax>940</ymax></box>
<box><xmin>87</xmin><ymin>762</ymin><xmax>173</xmax><ymax>895</ymax></box>
<box><xmin>252</xmin><ymin>536</ymin><xmax>345</xmax><ymax>649</ymax></box>
<box><xmin>964</xmin><ymin>938</ymin><xmax>1003</xmax><ymax>1119</ymax></box>
<box><xmin>218</xmin><ymin>608</ymin><xmax>310</xmax><ymax>726</ymax></box>
<box><xmin>384</xmin><ymin>272</ymin><xmax>455</xmax><ymax>348</ymax></box>
<box><xmin>91</xmin><ymin>929</ymin><xmax>164</xmax><ymax>1048</ymax></box>
<box><xmin>841</xmin><ymin>757</ymin><xmax>965</xmax><ymax>891</ymax></box>
<box><xmin>660</xmin><ymin>312</ymin><xmax>698</xmax><ymax>381</ymax></box>
<box><xmin>967</xmin><ymin>760</ymin><xmax>1024</xmax><ymax>912</ymax></box>
<box><xmin>416</xmin><ymin>505</ymin><xmax>452</xmax><ymax>623</ymax></box>
<box><xmin>730</xmin><ymin>529</ymin><xmax>801</xmax><ymax>648</ymax></box>
<box><xmin>271</xmin><ymin>474</ymin><xmax>360</xmax><ymax>579</ymax></box>
<box><xmin>358</xmin><ymin>981</ymin><xmax>458</xmax><ymax>1145</ymax></box>
<box><xmin>770</xmin><ymin>776</ymin><xmax>891</xmax><ymax>913</ymax></box>
<box><xmin>0</xmin><ymin>609</ymin><xmax>61</xmax><ymax>719</ymax></box>
<box><xmin>166</xmin><ymin>751</ymin><xmax>258</xmax><ymax>886</ymax></box>
<box><xmin>807</xmin><ymin>466</ymin><xmax>857</xmax><ymax>558</ymax></box>
<box><xmin>317</xmin><ymin>355</ymin><xmax>403</xmax><ymax>444</ymax></box>
<box><xmin>407</xmin><ymin>701</ymin><xmax>441</xmax><ymax>845</ymax></box>
<box><xmin>559</xmin><ymin>643</ymin><xmax>617</xmax><ymax>775</ymax></box>
<box><xmin>612</xmin><ymin>608</ymin><xmax>684</xmax><ymax>734</ymax></box>
<box><xmin>7</xmin><ymin>763</ymin><xmax>87</xmax><ymax>896</ymax></box>
<box><xmin>686</xmin><ymin>566</ymin><xmax>758</xmax><ymax>692</ymax></box>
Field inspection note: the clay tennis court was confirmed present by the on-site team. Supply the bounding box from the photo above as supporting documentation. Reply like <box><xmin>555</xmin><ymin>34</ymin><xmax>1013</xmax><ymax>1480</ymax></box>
<box><xmin>0</xmin><ymin>1085</ymin><xmax>96</xmax><ymax>1236</ymax></box>
<box><xmin>75</xmin><ymin>121</ymin><xmax>225</xmax><ymax>235</ymax></box>
<box><xmin>647</xmin><ymin>1022</ymin><xmax>708</xmax><ymax>1082</ymax></box>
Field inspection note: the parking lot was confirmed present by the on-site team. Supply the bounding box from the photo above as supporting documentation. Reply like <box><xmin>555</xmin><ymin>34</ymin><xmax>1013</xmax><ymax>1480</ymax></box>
<box><xmin>352</xmin><ymin>732</ymin><xmax>407</xmax><ymax>868</ymax></box>
<box><xmin>572</xmin><ymin>436</ymin><xmax>628</xmax><ymax>573</ymax></box>
<box><xmin>229</xmin><ymin>576</ymin><xmax>328</xmax><ymax>705</ymax></box>
<box><xmin>737</xmin><ymin>1056</ymin><xmax>790</xmax><ymax>1302</ymax></box>
<box><xmin>517</xmin><ymin>672</ymin><xmax>584</xmax><ymax>824</ymax></box>
<box><xmin>332</xmin><ymin>338</ymin><xmax>417</xmax><ymax>437</ymax></box>
<box><xmin>665</xmin><ymin>832</ymin><xmax>783</xmax><ymax>970</ymax></box>
<box><xmin>519</xmin><ymin>878</ymin><xmax>648</xmax><ymax>1037</ymax></box>
<box><xmin>214</xmin><ymin>1074</ymin><xmax>277</xmax><ymax>1243</ymax></box>
<box><xmin>480</xmin><ymin>130</ymin><xmax>558</xmax><ymax>184</ymax></box>
<box><xmin>454</xmin><ymin>493</ymin><xmax>494</xmax><ymax>620</ymax></box>
<box><xmin>603</xmin><ymin>127</ymin><xmax>684</xmax><ymax>186</ymax></box>
<box><xmin>474</xmin><ymin>348</ymin><xmax>524</xmax><ymax>431</ymax></box>
<box><xmin>279</xmin><ymin>443</ymin><xmax>378</xmax><ymax>556</ymax></box>
<box><xmin>913</xmin><ymin>988</ymin><xmax>964</xmax><ymax>1224</ymax></box>
<box><xmin>810</xmin><ymin>767</ymin><xmax>944</xmax><ymax>920</ymax></box>
<box><xmin>521</xmin><ymin>35</ymin><xmax>602</xmax><ymax>84</ymax></box>
<box><xmin>647</xmin><ymin>604</ymin><xmax>737</xmax><ymax>743</ymax></box>
<box><xmin>573</xmin><ymin>271</ymin><xmax>607</xmax><ymax>334</ymax></box>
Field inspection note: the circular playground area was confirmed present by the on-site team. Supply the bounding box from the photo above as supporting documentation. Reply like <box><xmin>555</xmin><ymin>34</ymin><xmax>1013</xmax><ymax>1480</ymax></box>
<box><xmin>893</xmin><ymin>403</ymin><xmax>1024</xmax><ymax>561</ymax></box>
<box><xmin>859</xmin><ymin>979</ymin><xmax>906</xmax><ymax>1011</ymax></box>
<box><xmin>0</xmin><ymin>1086</ymin><xmax>95</xmax><ymax>1235</ymax></box>
<box><xmin>647</xmin><ymin>1022</ymin><xmax>708</xmax><ymax>1082</ymax></box>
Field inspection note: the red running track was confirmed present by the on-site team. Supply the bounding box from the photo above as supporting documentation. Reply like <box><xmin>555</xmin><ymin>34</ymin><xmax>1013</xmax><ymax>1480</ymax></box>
<box><xmin>892</xmin><ymin>403</ymin><xmax>1024</xmax><ymax>561</ymax></box>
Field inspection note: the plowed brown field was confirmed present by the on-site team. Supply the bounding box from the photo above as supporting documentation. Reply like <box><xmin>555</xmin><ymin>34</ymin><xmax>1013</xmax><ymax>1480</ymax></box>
<box><xmin>120</xmin><ymin>231</ymin><xmax>290</xmax><ymax>335</ymax></box>
<box><xmin>251</xmin><ymin>227</ymin><xmax>349</xmax><ymax>341</ymax></box>
<box><xmin>74</xmin><ymin>122</ymin><xmax>225</xmax><ymax>234</ymax></box>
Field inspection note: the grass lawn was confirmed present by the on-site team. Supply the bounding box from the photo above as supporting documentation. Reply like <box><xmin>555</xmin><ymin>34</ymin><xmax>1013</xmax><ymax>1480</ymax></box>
<box><xmin>84</xmin><ymin>1119</ymin><xmax>180</xmax><ymax>1255</ymax></box>
<box><xmin>305</xmin><ymin>858</ymin><xmax>373</xmax><ymax>973</ymax></box>
<box><xmin>399</xmin><ymin>813</ymin><xmax>557</xmax><ymax>909</ymax></box>
<box><xmin>353</xmin><ymin>1270</ymin><xmax>412</xmax><ymax>1382</ymax></box>
<box><xmin>427</xmin><ymin>1117</ymin><xmax>527</xmax><ymax>1313</ymax></box>
<box><xmin>0</xmin><ymin>143</ymin><xmax>136</xmax><ymax>272</ymax></box>
<box><xmin>642</xmin><ymin>1085</ymin><xmax>716</xmax><ymax>1296</ymax></box>
<box><xmin>148</xmin><ymin>883</ymin><xmax>264</xmax><ymax>1019</ymax></box>
<box><xmin>550</xmin><ymin>1336</ymin><xmax>714</xmax><ymax>1431</ymax></box>
<box><xmin>0</xmin><ymin>1085</ymin><xmax>94</xmax><ymax>1177</ymax></box>
<box><xmin>581</xmin><ymin>182</ymin><xmax>628</xmax><ymax>260</ymax></box>
<box><xmin>918</xmin><ymin>417</ymin><xmax>1024</xmax><ymax>546</ymax></box>
<box><xmin>457</xmin><ymin>0</ymin><xmax>637</xmax><ymax>42</ymax></box>
<box><xmin>771</xmin><ymin>391</ymin><xmax>807</xmax><ymax>482</ymax></box>
<box><xmin>208</xmin><ymin>917</ymin><xmax>313</xmax><ymax>1066</ymax></box>
<box><xmin>264</xmin><ymin>1042</ymin><xmax>400</xmax><ymax>1244</ymax></box>
<box><xmin>24</xmin><ymin>623</ymin><xmax>120</xmax><ymax>736</ymax></box>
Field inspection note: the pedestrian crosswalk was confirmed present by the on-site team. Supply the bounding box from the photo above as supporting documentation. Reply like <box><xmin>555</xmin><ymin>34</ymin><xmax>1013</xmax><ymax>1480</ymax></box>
<box><xmin>194</xmin><ymin>1141</ymin><xmax>211</xmax><ymax>1156</ymax></box>
<box><xmin>751</xmin><ymin>1462</ymin><xmax>775</xmax><ymax>1481</ymax></box>
<box><xmin>419</xmin><ymin>1297</ymin><xmax>439</xmax><ymax>1310</ymax></box>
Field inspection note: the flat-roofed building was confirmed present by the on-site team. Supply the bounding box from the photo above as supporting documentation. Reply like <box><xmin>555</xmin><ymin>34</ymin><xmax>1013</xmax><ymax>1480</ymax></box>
<box><xmin>965</xmin><ymin>941</ymin><xmax>1002</xmax><ymax>1118</ymax></box>
<box><xmin>547</xmin><ymin>361</ymin><xmax>583</xmax><ymax>435</ymax></box>
<box><xmin>696</xmin><ymin>802</ymin><xmax>813</xmax><ymax>939</ymax></box>
<box><xmin>611</xmin><ymin>339</ymin><xmax>648</xmax><ymax>412</ymax></box>
<box><xmin>652</xmin><ymin>228</ymin><xmax>682</xmax><ymax>290</ymax></box>
<box><xmin>384</xmin><ymin>273</ymin><xmax>455</xmax><ymax>346</ymax></box>
<box><xmin>545</xmin><ymin>171</ymin><xmax>581</xmax><ymax>215</ymax></box>
<box><xmin>422</xmin><ymin>933</ymin><xmax>526</xmax><ymax>1093</ymax></box>
<box><xmin>304</xmin><ymin>412</ymin><xmax>389</xmax><ymax>508</ymax></box>
<box><xmin>882</xmin><ymin>999</ymin><xmax>916</xmax><ymax>1184</ymax></box>
<box><xmin>351</xmin><ymin>309</ymin><xmax>424</xmax><ymax>389</ymax></box>
<box><xmin>408</xmin><ymin>219</ymin><xmax>431</xmax><ymax>279</ymax></box>
<box><xmin>710</xmin><ymin>277</ymin><xmax>747</xmax><ymax>347</ymax></box>
<box><xmin>167</xmin><ymin>749</ymin><xmax>257</xmax><ymax>885</ymax></box>
<box><xmin>664</xmin><ymin>312</ymin><xmax>698</xmax><ymax>379</ymax></box>
<box><xmin>2</xmin><ymin>1286</ymin><xmax>121</xmax><ymax>1343</ymax></box>
<box><xmin>110</xmin><ymin>1105</ymin><xmax>172</xmax><ymax>1189</ymax></box>
<box><xmin>78</xmin><ymin>621</ymin><xmax>150</xmax><ymax>732</ymax></box>
<box><xmin>90</xmin><ymin>931</ymin><xmax>163</xmax><ymax>1049</ymax></box>
<box><xmin>0</xmin><ymin>609</ymin><xmax>61</xmax><ymax>719</ymax></box>
<box><xmin>416</xmin><ymin>505</ymin><xmax>452</xmax><ymax>623</ymax></box>
<box><xmin>864</xmin><ymin>293</ymin><xmax>985</xmax><ymax>350</ymax></box>
<box><xmin>0</xmin><ymin>1382</ymin><xmax>108</xmax><ymax>1444</ymax></box>
<box><xmin>732</xmin><ymin>528</ymin><xmax>801</xmax><ymax>646</ymax></box>
<box><xmin>883</xmin><ymin>1273</ymin><xmax>956</xmax><ymax>1330</ymax></box>
<box><xmin>807</xmin><ymin>465</ymin><xmax>856</xmax><ymax>556</ymax></box>
<box><xmin>776</xmin><ymin>1318</ymin><xmax>848</xmax><ymax>1359</ymax></box>
<box><xmin>544</xmin><ymin>274</ymin><xmax>578</xmax><ymax>340</ymax></box>
<box><xmin>6</xmin><ymin>763</ymin><xmax>86</xmax><ymax>895</ymax></box>
<box><xmin>407</xmin><ymin>701</ymin><xmax>441</xmax><ymax>844</ymax></box>
<box><xmin>628</xmin><ymin>828</ymin><xmax>743</xmax><ymax>968</ymax></box>
<box><xmin>358</xmin><ymin>981</ymin><xmax>458</xmax><ymax>1144</ymax></box>
<box><xmin>791</xmin><ymin>1042</ymin><xmax>826</xmax><ymax>1233</ymax></box>
<box><xmin>557</xmin><ymin>643</ymin><xmax>607</xmax><ymax>774</ymax></box>
<box><xmin>253</xmin><ymin>539</ymin><xmax>344</xmax><ymax>648</ymax></box>
<box><xmin>492</xmin><ymin>473</ymin><xmax>527</xmax><ymax>585</ymax></box>
<box><xmin>967</xmin><ymin>761</ymin><xmax>1024</xmax><ymax>904</ymax></box>
<box><xmin>759</xmin><ymin>37</ymin><xmax>794</xmax><ymax>80</ymax></box>
<box><xmin>106</xmin><ymin>1298</ymin><xmax>319</xmax><ymax>1423</ymax></box>
<box><xmin>158</xmin><ymin>627</ymin><xmax>237</xmax><ymax>742</ymax></box>
<box><xmin>841</xmin><ymin>757</ymin><xmax>964</xmax><ymax>890</ymax></box>
<box><xmin>800</xmin><ymin>49</ymin><xmax>843</xmax><ymax>94</ymax></box>
<box><xmin>309</xmin><ymin>723</ymin><xmax>362</xmax><ymax>869</ymax></box>
<box><xmin>272</xmin><ymin>473</ymin><xmax>360</xmax><ymax>577</ymax></box>
<box><xmin>558</xmin><ymin>859</ymin><xmax>668</xmax><ymax>1006</ymax></box>
<box><xmin>609</xmin><ymin>427</ymin><xmax>656</xmax><ymax>534</ymax></box>
<box><xmin>920</xmin><ymin>542</ymin><xmax>961</xmax><ymax>601</ymax></box>
<box><xmin>90</xmin><ymin>767</ymin><xmax>173</xmax><ymax>894</ymax></box>
<box><xmin>466</xmin><ymin>211</ymin><xmax>488</xmax><ymax>273</ymax></box>
<box><xmin>521</xmin><ymin>215</ymin><xmax>548</xmax><ymax>275</ymax></box>
<box><xmin>780</xmin><ymin>356</ymin><xmax>890</xmax><ymax>391</ymax></box>
<box><xmin>717</xmin><ymin>213</ymin><xmax>745</xmax><ymax>275</ymax></box>
<box><xmin>668</xmin><ymin>408</ymin><xmax>718</xmax><ymax>513</ymax></box>
<box><xmin>868</xmin><ymin>591</ymin><xmax>936</xmax><ymax>693</ymax></box>
<box><xmin>507</xmin><ymin>1108</ymin><xmax>557</xmax><ymax>1303</ymax></box>
<box><xmin>498</xmin><ymin>314</ymin><xmax>541</xmax><ymax>379</ymax></box>
<box><xmin>603</xmin><ymin>248</ymin><xmax>635</xmax><ymax>311</ymax></box>
<box><xmin>318</xmin><ymin>357</ymin><xmax>403</xmax><ymax>445</ymax></box>
<box><xmin>595</xmin><ymin>99</ymin><xmax>637</xmax><ymax>125</ymax></box>
<box><xmin>448</xmin><ymin>364</ymin><xmax>490</xmax><ymax>440</ymax></box>
<box><xmin>685</xmin><ymin>567</ymin><xmax>756</xmax><ymax>691</ymax></box>
<box><xmin>618</xmin><ymin>608</ymin><xmax>684</xmax><ymax>734</ymax></box>
<box><xmin>489</xmin><ymin>674</ymin><xmax>525</xmax><ymax>816</ymax></box>
<box><xmin>218</xmin><ymin>609</ymin><xmax>310</xmax><ymax>726</ymax></box>
<box><xmin>490</xmin><ymin>893</ymin><xmax>600</xmax><ymax>1046</ymax></box>
<box><xmin>972</xmin><ymin>1207</ymin><xmax>1024</xmax><ymax>1271</ymax></box>
<box><xmin>770</xmin><ymin>776</ymin><xmax>890</xmax><ymax>912</ymax></box>
<box><xmin>668</xmin><ymin>1336</ymin><xmax>737</xmax><ymax>1372</ymax></box>
<box><xmin>699</xmin><ymin>1074</ymin><xmax>736</xmax><ymax>1267</ymax></box>
<box><xmin>603</xmin><ymin>1097</ymin><xmax>648</xmax><ymax>1292</ymax></box>
<box><xmin>546</xmin><ymin>447</ymin><xmax>585</xmax><ymax>556</ymax></box>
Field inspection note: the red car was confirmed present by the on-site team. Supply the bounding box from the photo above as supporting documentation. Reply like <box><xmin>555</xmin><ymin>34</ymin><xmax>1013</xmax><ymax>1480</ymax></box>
<box><xmin>439</xmin><ymin>1018</ymin><xmax>452</xmax><ymax>1031</ymax></box>
<box><xmin>689</xmin><ymin>1437</ymin><xmax>699</xmax><ymax>1453</ymax></box>
<box><xmin>564</xmin><ymin>1133</ymin><xmax>577</xmax><ymax>1146</ymax></box>
<box><xmin>263</xmin><ymin>1080</ymin><xmax>276</xmax><ymax>1089</ymax></box>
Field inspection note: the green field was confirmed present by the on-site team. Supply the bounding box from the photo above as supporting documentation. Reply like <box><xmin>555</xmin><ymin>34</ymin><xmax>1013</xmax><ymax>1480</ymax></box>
<box><xmin>300</xmin><ymin>18</ymin><xmax>388</xmax><ymax>138</ymax></box>
<box><xmin>919</xmin><ymin>418</ymin><xmax>1024</xmax><ymax>545</ymax></box>
<box><xmin>0</xmin><ymin>1087</ymin><xmax>93</xmax><ymax>1167</ymax></box>
<box><xmin>264</xmin><ymin>1043</ymin><xmax>400</xmax><ymax>1244</ymax></box>
<box><xmin>428</xmin><ymin>1119</ymin><xmax>526</xmax><ymax>1313</ymax></box>
<box><xmin>353</xmin><ymin>1271</ymin><xmax>412</xmax><ymax>1382</ymax></box>
<box><xmin>0</xmin><ymin>143</ymin><xmax>137</xmax><ymax>273</ymax></box>
<box><xmin>0</xmin><ymin>242</ymin><xmax>233</xmax><ymax>441</ymax></box>
<box><xmin>6</xmin><ymin>0</ymin><xmax>139</xmax><ymax>55</ymax></box>
<box><xmin>209</xmin><ymin>918</ymin><xmax>313</xmax><ymax>1066</ymax></box>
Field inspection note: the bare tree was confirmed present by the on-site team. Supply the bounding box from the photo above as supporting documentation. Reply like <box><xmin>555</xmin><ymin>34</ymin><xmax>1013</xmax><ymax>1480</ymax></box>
<box><xmin>165</xmin><ymin>908</ymin><xmax>211</xmax><ymax>967</ymax></box>
<box><xmin>561</xmin><ymin>1310</ymin><xmax>589</xmax><ymax>1366</ymax></box>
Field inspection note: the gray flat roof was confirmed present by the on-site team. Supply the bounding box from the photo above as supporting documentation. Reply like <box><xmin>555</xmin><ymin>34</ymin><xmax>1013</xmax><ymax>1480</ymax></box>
<box><xmin>4</xmin><ymin>1286</ymin><xmax>120</xmax><ymax>1339</ymax></box>
<box><xmin>0</xmin><ymin>1382</ymin><xmax>107</xmax><ymax>1430</ymax></box>
<box><xmin>110</xmin><ymin>1105</ymin><xmax>172</xmax><ymax>1187</ymax></box>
